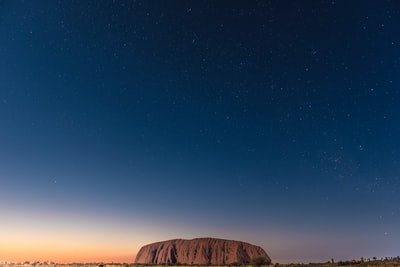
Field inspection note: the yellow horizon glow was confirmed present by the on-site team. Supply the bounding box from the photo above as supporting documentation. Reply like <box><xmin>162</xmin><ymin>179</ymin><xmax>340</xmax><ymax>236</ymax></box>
<box><xmin>0</xmin><ymin>254</ymin><xmax>136</xmax><ymax>264</ymax></box>
<box><xmin>0</xmin><ymin>208</ymin><xmax>151</xmax><ymax>264</ymax></box>
<box><xmin>0</xmin><ymin>240</ymin><xmax>137</xmax><ymax>263</ymax></box>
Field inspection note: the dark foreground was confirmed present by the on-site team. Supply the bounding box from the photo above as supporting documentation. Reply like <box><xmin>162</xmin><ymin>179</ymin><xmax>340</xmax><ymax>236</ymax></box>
<box><xmin>2</xmin><ymin>258</ymin><xmax>400</xmax><ymax>267</ymax></box>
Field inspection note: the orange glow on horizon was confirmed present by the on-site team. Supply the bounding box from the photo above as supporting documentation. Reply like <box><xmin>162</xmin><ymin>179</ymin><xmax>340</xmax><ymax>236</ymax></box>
<box><xmin>1</xmin><ymin>249</ymin><xmax>137</xmax><ymax>264</ymax></box>
<box><xmin>0</xmin><ymin>209</ymin><xmax>148</xmax><ymax>264</ymax></box>
<box><xmin>0</xmin><ymin>237</ymin><xmax>138</xmax><ymax>264</ymax></box>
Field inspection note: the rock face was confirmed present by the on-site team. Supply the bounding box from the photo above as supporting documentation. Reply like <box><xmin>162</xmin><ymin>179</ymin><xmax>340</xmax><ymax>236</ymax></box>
<box><xmin>134</xmin><ymin>237</ymin><xmax>271</xmax><ymax>265</ymax></box>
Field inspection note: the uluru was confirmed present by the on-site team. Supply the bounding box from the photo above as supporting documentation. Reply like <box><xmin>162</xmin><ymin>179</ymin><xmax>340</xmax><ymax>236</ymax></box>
<box><xmin>134</xmin><ymin>237</ymin><xmax>271</xmax><ymax>265</ymax></box>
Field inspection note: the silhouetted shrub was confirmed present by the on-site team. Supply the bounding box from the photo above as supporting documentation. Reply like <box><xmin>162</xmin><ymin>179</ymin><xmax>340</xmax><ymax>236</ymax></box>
<box><xmin>251</xmin><ymin>256</ymin><xmax>271</xmax><ymax>267</ymax></box>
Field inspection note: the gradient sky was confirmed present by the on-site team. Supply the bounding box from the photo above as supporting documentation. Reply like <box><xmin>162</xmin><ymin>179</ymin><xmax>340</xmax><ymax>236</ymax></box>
<box><xmin>1</xmin><ymin>0</ymin><xmax>400</xmax><ymax>264</ymax></box>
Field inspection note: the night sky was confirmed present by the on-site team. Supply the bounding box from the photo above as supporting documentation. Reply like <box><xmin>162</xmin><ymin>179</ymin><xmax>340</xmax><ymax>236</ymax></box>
<box><xmin>1</xmin><ymin>0</ymin><xmax>400</xmax><ymax>264</ymax></box>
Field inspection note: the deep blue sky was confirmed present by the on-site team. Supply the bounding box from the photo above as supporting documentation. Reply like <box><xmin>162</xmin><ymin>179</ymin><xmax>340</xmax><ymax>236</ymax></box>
<box><xmin>1</xmin><ymin>0</ymin><xmax>400</xmax><ymax>263</ymax></box>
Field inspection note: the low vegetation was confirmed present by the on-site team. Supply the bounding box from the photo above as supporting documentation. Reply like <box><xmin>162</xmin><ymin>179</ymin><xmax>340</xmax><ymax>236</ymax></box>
<box><xmin>2</xmin><ymin>257</ymin><xmax>400</xmax><ymax>267</ymax></box>
<box><xmin>274</xmin><ymin>256</ymin><xmax>400</xmax><ymax>267</ymax></box>
<box><xmin>251</xmin><ymin>256</ymin><xmax>271</xmax><ymax>267</ymax></box>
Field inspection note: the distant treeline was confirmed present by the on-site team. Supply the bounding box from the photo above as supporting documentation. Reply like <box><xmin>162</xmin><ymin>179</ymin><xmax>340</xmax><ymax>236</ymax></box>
<box><xmin>2</xmin><ymin>257</ymin><xmax>400</xmax><ymax>267</ymax></box>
